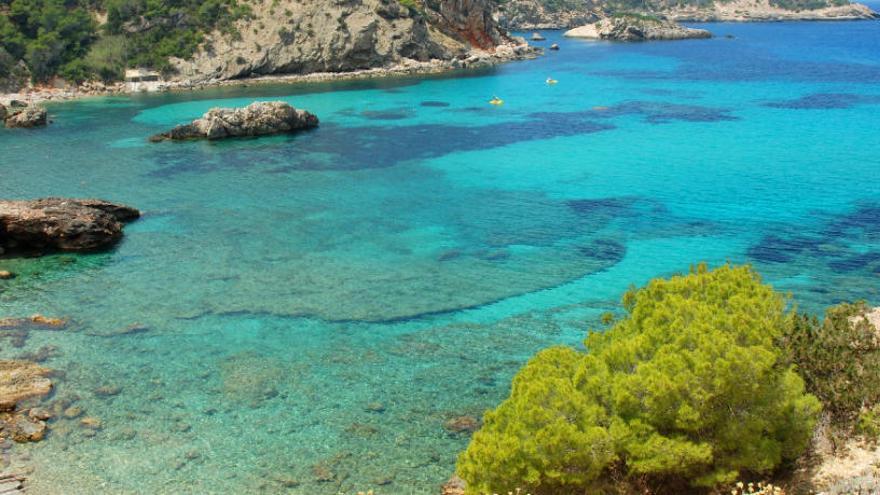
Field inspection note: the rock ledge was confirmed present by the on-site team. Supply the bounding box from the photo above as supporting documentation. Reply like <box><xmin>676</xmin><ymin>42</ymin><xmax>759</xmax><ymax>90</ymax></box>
<box><xmin>0</xmin><ymin>198</ymin><xmax>140</xmax><ymax>254</ymax></box>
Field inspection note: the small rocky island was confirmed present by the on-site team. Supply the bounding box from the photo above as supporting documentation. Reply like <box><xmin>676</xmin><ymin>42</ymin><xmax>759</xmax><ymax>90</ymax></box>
<box><xmin>0</xmin><ymin>198</ymin><xmax>140</xmax><ymax>255</ymax></box>
<box><xmin>0</xmin><ymin>102</ymin><xmax>47</xmax><ymax>128</ymax></box>
<box><xmin>149</xmin><ymin>101</ymin><xmax>319</xmax><ymax>142</ymax></box>
<box><xmin>564</xmin><ymin>15</ymin><xmax>712</xmax><ymax>41</ymax></box>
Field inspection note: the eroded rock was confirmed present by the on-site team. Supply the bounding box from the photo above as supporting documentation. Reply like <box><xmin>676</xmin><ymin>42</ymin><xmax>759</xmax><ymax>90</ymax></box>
<box><xmin>3</xmin><ymin>105</ymin><xmax>47</xmax><ymax>128</ymax></box>
<box><xmin>0</xmin><ymin>198</ymin><xmax>140</xmax><ymax>255</ymax></box>
<box><xmin>150</xmin><ymin>101</ymin><xmax>318</xmax><ymax>142</ymax></box>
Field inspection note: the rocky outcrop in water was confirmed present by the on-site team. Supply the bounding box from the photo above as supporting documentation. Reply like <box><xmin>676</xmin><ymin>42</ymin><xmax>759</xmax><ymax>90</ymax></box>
<box><xmin>564</xmin><ymin>15</ymin><xmax>711</xmax><ymax>40</ymax></box>
<box><xmin>169</xmin><ymin>0</ymin><xmax>523</xmax><ymax>83</ymax></box>
<box><xmin>0</xmin><ymin>198</ymin><xmax>140</xmax><ymax>255</ymax></box>
<box><xmin>2</xmin><ymin>104</ymin><xmax>47</xmax><ymax>128</ymax></box>
<box><xmin>150</xmin><ymin>101</ymin><xmax>319</xmax><ymax>142</ymax></box>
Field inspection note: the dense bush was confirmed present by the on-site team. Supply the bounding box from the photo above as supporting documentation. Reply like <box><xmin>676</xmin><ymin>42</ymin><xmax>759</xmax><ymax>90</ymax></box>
<box><xmin>780</xmin><ymin>301</ymin><xmax>880</xmax><ymax>434</ymax></box>
<box><xmin>0</xmin><ymin>0</ymin><xmax>249</xmax><ymax>82</ymax></box>
<box><xmin>457</xmin><ymin>264</ymin><xmax>821</xmax><ymax>494</ymax></box>
<box><xmin>0</xmin><ymin>0</ymin><xmax>96</xmax><ymax>81</ymax></box>
<box><xmin>102</xmin><ymin>0</ymin><xmax>250</xmax><ymax>73</ymax></box>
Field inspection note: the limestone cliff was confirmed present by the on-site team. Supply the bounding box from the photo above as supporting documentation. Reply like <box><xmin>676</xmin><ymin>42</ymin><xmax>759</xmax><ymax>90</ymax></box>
<box><xmin>170</xmin><ymin>0</ymin><xmax>520</xmax><ymax>82</ymax></box>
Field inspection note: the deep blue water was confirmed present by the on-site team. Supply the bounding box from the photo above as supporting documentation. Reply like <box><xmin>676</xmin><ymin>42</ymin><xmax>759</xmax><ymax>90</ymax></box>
<box><xmin>1</xmin><ymin>19</ymin><xmax>879</xmax><ymax>494</ymax></box>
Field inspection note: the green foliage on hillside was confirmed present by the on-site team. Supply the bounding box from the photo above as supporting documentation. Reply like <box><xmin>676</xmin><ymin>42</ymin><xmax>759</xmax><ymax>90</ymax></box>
<box><xmin>0</xmin><ymin>0</ymin><xmax>250</xmax><ymax>82</ymax></box>
<box><xmin>0</xmin><ymin>0</ymin><xmax>97</xmax><ymax>81</ymax></box>
<box><xmin>780</xmin><ymin>301</ymin><xmax>880</xmax><ymax>436</ymax></box>
<box><xmin>457</xmin><ymin>264</ymin><xmax>821</xmax><ymax>495</ymax></box>
<box><xmin>102</xmin><ymin>0</ymin><xmax>251</xmax><ymax>75</ymax></box>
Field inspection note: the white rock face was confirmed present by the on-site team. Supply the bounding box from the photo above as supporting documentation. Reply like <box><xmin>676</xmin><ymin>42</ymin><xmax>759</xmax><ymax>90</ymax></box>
<box><xmin>564</xmin><ymin>16</ymin><xmax>712</xmax><ymax>41</ymax></box>
<box><xmin>170</xmin><ymin>0</ymin><xmax>515</xmax><ymax>83</ymax></box>
<box><xmin>563</xmin><ymin>23</ymin><xmax>601</xmax><ymax>39</ymax></box>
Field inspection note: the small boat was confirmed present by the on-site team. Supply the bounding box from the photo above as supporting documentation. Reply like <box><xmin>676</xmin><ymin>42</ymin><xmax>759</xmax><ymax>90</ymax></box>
<box><xmin>489</xmin><ymin>96</ymin><xmax>504</xmax><ymax>106</ymax></box>
<box><xmin>546</xmin><ymin>77</ymin><xmax>558</xmax><ymax>85</ymax></box>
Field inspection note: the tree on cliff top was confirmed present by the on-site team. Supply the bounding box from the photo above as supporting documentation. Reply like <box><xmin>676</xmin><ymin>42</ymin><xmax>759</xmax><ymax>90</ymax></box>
<box><xmin>457</xmin><ymin>264</ymin><xmax>821</xmax><ymax>494</ymax></box>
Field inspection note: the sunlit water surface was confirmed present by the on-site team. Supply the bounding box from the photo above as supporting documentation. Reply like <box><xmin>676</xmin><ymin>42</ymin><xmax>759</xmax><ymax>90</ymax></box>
<box><xmin>1</xmin><ymin>19</ymin><xmax>880</xmax><ymax>494</ymax></box>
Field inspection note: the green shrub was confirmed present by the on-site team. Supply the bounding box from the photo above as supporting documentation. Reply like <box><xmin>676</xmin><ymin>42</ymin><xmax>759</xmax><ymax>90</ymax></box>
<box><xmin>398</xmin><ymin>0</ymin><xmax>420</xmax><ymax>11</ymax></box>
<box><xmin>457</xmin><ymin>264</ymin><xmax>821</xmax><ymax>494</ymax></box>
<box><xmin>82</xmin><ymin>35</ymin><xmax>128</xmax><ymax>82</ymax></box>
<box><xmin>857</xmin><ymin>404</ymin><xmax>880</xmax><ymax>440</ymax></box>
<box><xmin>780</xmin><ymin>301</ymin><xmax>880</xmax><ymax>433</ymax></box>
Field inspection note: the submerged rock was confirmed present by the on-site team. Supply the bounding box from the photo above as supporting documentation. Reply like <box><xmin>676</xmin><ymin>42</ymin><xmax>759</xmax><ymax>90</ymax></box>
<box><xmin>443</xmin><ymin>415</ymin><xmax>480</xmax><ymax>434</ymax></box>
<box><xmin>149</xmin><ymin>101</ymin><xmax>318</xmax><ymax>142</ymax></box>
<box><xmin>80</xmin><ymin>416</ymin><xmax>102</xmax><ymax>430</ymax></box>
<box><xmin>0</xmin><ymin>198</ymin><xmax>140</xmax><ymax>255</ymax></box>
<box><xmin>0</xmin><ymin>361</ymin><xmax>52</xmax><ymax>411</ymax></box>
<box><xmin>564</xmin><ymin>15</ymin><xmax>712</xmax><ymax>41</ymax></box>
<box><xmin>3</xmin><ymin>105</ymin><xmax>47</xmax><ymax>128</ymax></box>
<box><xmin>441</xmin><ymin>475</ymin><xmax>466</xmax><ymax>495</ymax></box>
<box><xmin>7</xmin><ymin>414</ymin><xmax>46</xmax><ymax>442</ymax></box>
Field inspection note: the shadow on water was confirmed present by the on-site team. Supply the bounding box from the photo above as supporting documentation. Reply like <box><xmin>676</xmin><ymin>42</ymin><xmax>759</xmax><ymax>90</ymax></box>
<box><xmin>748</xmin><ymin>204</ymin><xmax>880</xmax><ymax>272</ymax></box>
<box><xmin>147</xmin><ymin>100</ymin><xmax>736</xmax><ymax>177</ymax></box>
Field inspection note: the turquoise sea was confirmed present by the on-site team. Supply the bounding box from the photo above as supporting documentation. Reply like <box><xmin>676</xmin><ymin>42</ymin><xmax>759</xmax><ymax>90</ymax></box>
<box><xmin>2</xmin><ymin>17</ymin><xmax>880</xmax><ymax>494</ymax></box>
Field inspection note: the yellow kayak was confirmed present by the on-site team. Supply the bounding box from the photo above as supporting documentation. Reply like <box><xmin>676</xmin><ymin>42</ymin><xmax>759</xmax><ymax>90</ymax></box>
<box><xmin>489</xmin><ymin>97</ymin><xmax>504</xmax><ymax>106</ymax></box>
<box><xmin>546</xmin><ymin>78</ymin><xmax>558</xmax><ymax>85</ymax></box>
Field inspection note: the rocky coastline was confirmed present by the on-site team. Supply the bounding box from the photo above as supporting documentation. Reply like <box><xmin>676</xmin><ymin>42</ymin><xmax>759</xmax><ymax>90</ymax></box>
<box><xmin>0</xmin><ymin>41</ymin><xmax>537</xmax><ymax>107</ymax></box>
<box><xmin>499</xmin><ymin>0</ymin><xmax>876</xmax><ymax>29</ymax></box>
<box><xmin>662</xmin><ymin>0</ymin><xmax>877</xmax><ymax>21</ymax></box>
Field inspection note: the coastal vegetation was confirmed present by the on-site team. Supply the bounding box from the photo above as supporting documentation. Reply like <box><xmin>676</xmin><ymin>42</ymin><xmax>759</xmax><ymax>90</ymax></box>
<box><xmin>780</xmin><ymin>301</ymin><xmax>880</xmax><ymax>440</ymax></box>
<box><xmin>0</xmin><ymin>0</ymin><xmax>250</xmax><ymax>82</ymax></box>
<box><xmin>457</xmin><ymin>264</ymin><xmax>879</xmax><ymax>494</ymax></box>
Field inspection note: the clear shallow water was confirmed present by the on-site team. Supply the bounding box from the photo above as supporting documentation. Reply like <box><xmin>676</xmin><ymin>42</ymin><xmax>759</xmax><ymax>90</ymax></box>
<box><xmin>1</xmin><ymin>20</ymin><xmax>880</xmax><ymax>494</ymax></box>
